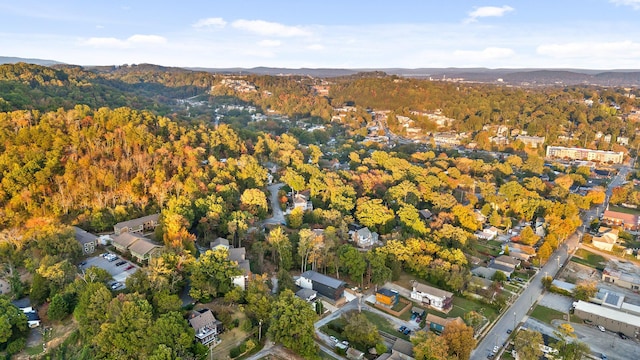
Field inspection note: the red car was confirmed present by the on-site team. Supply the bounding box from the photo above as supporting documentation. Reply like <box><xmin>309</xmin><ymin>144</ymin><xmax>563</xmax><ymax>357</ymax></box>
<box><xmin>125</xmin><ymin>264</ymin><xmax>134</xmax><ymax>271</ymax></box>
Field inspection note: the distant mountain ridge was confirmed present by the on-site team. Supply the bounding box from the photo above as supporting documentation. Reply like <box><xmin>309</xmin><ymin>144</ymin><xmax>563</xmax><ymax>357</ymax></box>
<box><xmin>2</xmin><ymin>55</ymin><xmax>640</xmax><ymax>86</ymax></box>
<box><xmin>0</xmin><ymin>56</ymin><xmax>64</xmax><ymax>66</ymax></box>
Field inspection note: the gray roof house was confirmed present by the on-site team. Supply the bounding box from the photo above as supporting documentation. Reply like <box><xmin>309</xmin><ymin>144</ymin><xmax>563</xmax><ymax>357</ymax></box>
<box><xmin>113</xmin><ymin>214</ymin><xmax>160</xmax><ymax>236</ymax></box>
<box><xmin>74</xmin><ymin>226</ymin><xmax>98</xmax><ymax>254</ymax></box>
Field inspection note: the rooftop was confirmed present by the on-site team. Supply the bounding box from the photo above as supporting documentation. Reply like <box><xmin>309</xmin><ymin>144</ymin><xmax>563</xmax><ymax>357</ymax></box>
<box><xmin>412</xmin><ymin>281</ymin><xmax>453</xmax><ymax>299</ymax></box>
<box><xmin>73</xmin><ymin>226</ymin><xmax>98</xmax><ymax>245</ymax></box>
<box><xmin>114</xmin><ymin>213</ymin><xmax>160</xmax><ymax>230</ymax></box>
<box><xmin>301</xmin><ymin>270</ymin><xmax>346</xmax><ymax>289</ymax></box>
<box><xmin>574</xmin><ymin>300</ymin><xmax>640</xmax><ymax>327</ymax></box>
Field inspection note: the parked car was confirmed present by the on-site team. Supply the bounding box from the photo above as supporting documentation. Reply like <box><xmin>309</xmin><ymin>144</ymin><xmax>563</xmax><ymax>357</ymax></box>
<box><xmin>617</xmin><ymin>332</ymin><xmax>628</xmax><ymax>339</ymax></box>
<box><xmin>398</xmin><ymin>325</ymin><xmax>407</xmax><ymax>333</ymax></box>
<box><xmin>110</xmin><ymin>282</ymin><xmax>122</xmax><ymax>290</ymax></box>
<box><xmin>597</xmin><ymin>325</ymin><xmax>606</xmax><ymax>332</ymax></box>
<box><xmin>116</xmin><ymin>261</ymin><xmax>127</xmax><ymax>266</ymax></box>
<box><xmin>125</xmin><ymin>264</ymin><xmax>134</xmax><ymax>271</ymax></box>
<box><xmin>506</xmin><ymin>329</ymin><xmax>512</xmax><ymax>334</ymax></box>
<box><xmin>600</xmin><ymin>354</ymin><xmax>607</xmax><ymax>360</ymax></box>
<box><xmin>329</xmin><ymin>336</ymin><xmax>338</xmax><ymax>343</ymax></box>
<box><xmin>79</xmin><ymin>261</ymin><xmax>87</xmax><ymax>266</ymax></box>
<box><xmin>403</xmin><ymin>328</ymin><xmax>411</xmax><ymax>335</ymax></box>
<box><xmin>492</xmin><ymin>346</ymin><xmax>500</xmax><ymax>354</ymax></box>
<box><xmin>341</xmin><ymin>340</ymin><xmax>349</xmax><ymax>347</ymax></box>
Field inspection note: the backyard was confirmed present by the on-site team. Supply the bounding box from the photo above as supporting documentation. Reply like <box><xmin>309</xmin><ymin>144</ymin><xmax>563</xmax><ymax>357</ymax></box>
<box><xmin>530</xmin><ymin>305</ymin><xmax>580</xmax><ymax>324</ymax></box>
<box><xmin>570</xmin><ymin>249</ymin><xmax>606</xmax><ymax>270</ymax></box>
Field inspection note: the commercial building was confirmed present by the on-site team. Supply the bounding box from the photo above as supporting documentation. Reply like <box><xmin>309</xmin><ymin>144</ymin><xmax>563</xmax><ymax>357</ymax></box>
<box><xmin>573</xmin><ymin>301</ymin><xmax>640</xmax><ymax>339</ymax></box>
<box><xmin>545</xmin><ymin>146</ymin><xmax>624</xmax><ymax>164</ymax></box>
<box><xmin>516</xmin><ymin>135</ymin><xmax>545</xmax><ymax>148</ymax></box>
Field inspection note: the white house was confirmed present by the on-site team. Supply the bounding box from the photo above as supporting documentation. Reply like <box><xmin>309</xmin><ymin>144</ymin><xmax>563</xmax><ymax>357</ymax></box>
<box><xmin>475</xmin><ymin>226</ymin><xmax>499</xmax><ymax>240</ymax></box>
<box><xmin>352</xmin><ymin>227</ymin><xmax>379</xmax><ymax>248</ymax></box>
<box><xmin>410</xmin><ymin>281</ymin><xmax>453</xmax><ymax>312</ymax></box>
<box><xmin>592</xmin><ymin>227</ymin><xmax>619</xmax><ymax>252</ymax></box>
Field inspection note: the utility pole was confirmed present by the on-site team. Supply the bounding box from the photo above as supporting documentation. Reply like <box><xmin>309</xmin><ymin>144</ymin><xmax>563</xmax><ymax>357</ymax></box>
<box><xmin>513</xmin><ymin>312</ymin><xmax>517</xmax><ymax>331</ymax></box>
<box><xmin>258</xmin><ymin>319</ymin><xmax>263</xmax><ymax>342</ymax></box>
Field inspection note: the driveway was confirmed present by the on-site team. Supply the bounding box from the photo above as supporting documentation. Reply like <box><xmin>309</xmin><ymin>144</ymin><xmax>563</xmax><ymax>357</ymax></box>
<box><xmin>263</xmin><ymin>183</ymin><xmax>285</xmax><ymax>226</ymax></box>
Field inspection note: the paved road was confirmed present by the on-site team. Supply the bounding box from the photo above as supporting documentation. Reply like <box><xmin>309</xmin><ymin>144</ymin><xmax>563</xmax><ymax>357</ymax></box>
<box><xmin>263</xmin><ymin>183</ymin><xmax>285</xmax><ymax>226</ymax></box>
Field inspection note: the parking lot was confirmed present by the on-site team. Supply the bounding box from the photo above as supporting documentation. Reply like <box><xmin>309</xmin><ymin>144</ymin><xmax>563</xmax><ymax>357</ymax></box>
<box><xmin>80</xmin><ymin>252</ymin><xmax>139</xmax><ymax>288</ymax></box>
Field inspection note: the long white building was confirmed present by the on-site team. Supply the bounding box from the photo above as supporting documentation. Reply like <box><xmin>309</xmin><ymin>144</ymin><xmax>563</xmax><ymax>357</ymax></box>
<box><xmin>545</xmin><ymin>146</ymin><xmax>624</xmax><ymax>164</ymax></box>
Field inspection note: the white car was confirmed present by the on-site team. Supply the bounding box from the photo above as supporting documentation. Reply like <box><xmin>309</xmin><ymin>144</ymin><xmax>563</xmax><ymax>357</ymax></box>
<box><xmin>329</xmin><ymin>336</ymin><xmax>338</xmax><ymax>343</ymax></box>
<box><xmin>493</xmin><ymin>346</ymin><xmax>500</xmax><ymax>354</ymax></box>
<box><xmin>598</xmin><ymin>325</ymin><xmax>606</xmax><ymax>332</ymax></box>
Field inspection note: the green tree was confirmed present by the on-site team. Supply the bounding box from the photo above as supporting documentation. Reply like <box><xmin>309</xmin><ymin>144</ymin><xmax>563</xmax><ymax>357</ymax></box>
<box><xmin>245</xmin><ymin>275</ymin><xmax>273</xmax><ymax>324</ymax></box>
<box><xmin>48</xmin><ymin>293</ymin><xmax>71</xmax><ymax>321</ymax></box>
<box><xmin>151</xmin><ymin>311</ymin><xmax>195</xmax><ymax>358</ymax></box>
<box><xmin>268</xmin><ymin>289</ymin><xmax>319</xmax><ymax>359</ymax></box>
<box><xmin>492</xmin><ymin>271</ymin><xmax>507</xmax><ymax>283</ymax></box>
<box><xmin>338</xmin><ymin>245</ymin><xmax>366</xmax><ymax>287</ymax></box>
<box><xmin>267</xmin><ymin>227</ymin><xmax>292</xmax><ymax>271</ymax></box>
<box><xmin>573</xmin><ymin>280</ymin><xmax>597</xmax><ymax>301</ymax></box>
<box><xmin>367</xmin><ymin>250</ymin><xmax>392</xmax><ymax>286</ymax></box>
<box><xmin>514</xmin><ymin>329</ymin><xmax>543</xmax><ymax>360</ymax></box>
<box><xmin>0</xmin><ymin>298</ymin><xmax>28</xmax><ymax>349</ymax></box>
<box><xmin>343</xmin><ymin>312</ymin><xmax>382</xmax><ymax>348</ymax></box>
<box><xmin>189</xmin><ymin>248</ymin><xmax>242</xmax><ymax>302</ymax></box>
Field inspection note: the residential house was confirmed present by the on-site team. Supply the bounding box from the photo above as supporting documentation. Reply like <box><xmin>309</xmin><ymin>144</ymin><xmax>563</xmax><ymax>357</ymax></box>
<box><xmin>25</xmin><ymin>310</ymin><xmax>41</xmax><ymax>328</ymax></box>
<box><xmin>425</xmin><ymin>313</ymin><xmax>464</xmax><ymax>333</ymax></box>
<box><xmin>488</xmin><ymin>262</ymin><xmax>515</xmax><ymax>279</ymax></box>
<box><xmin>502</xmin><ymin>242</ymin><xmax>535</xmax><ymax>262</ymax></box>
<box><xmin>112</xmin><ymin>233</ymin><xmax>147</xmax><ymax>253</ymax></box>
<box><xmin>12</xmin><ymin>298</ymin><xmax>40</xmax><ymax>328</ymax></box>
<box><xmin>297</xmin><ymin>270</ymin><xmax>346</xmax><ymax>301</ymax></box>
<box><xmin>346</xmin><ymin>348</ymin><xmax>365</xmax><ymax>360</ymax></box>
<box><xmin>603</xmin><ymin>267</ymin><xmax>640</xmax><ymax>291</ymax></box>
<box><xmin>410</xmin><ymin>281</ymin><xmax>453</xmax><ymax>312</ymax></box>
<box><xmin>112</xmin><ymin>232</ymin><xmax>164</xmax><ymax>263</ymax></box>
<box><xmin>419</xmin><ymin>209</ymin><xmax>432</xmax><ymax>220</ymax></box>
<box><xmin>494</xmin><ymin>255</ymin><xmax>521</xmax><ymax>269</ymax></box>
<box><xmin>228</xmin><ymin>247</ymin><xmax>251</xmax><ymax>290</ymax></box>
<box><xmin>210</xmin><ymin>237</ymin><xmax>230</xmax><ymax>250</ymax></box>
<box><xmin>295</xmin><ymin>288</ymin><xmax>317</xmax><ymax>302</ymax></box>
<box><xmin>474</xmin><ymin>210</ymin><xmax>487</xmax><ymax>224</ymax></box>
<box><xmin>475</xmin><ymin>226</ymin><xmax>499</xmax><ymax>240</ymax></box>
<box><xmin>292</xmin><ymin>193</ymin><xmax>313</xmax><ymax>212</ymax></box>
<box><xmin>602</xmin><ymin>210</ymin><xmax>640</xmax><ymax>231</ymax></box>
<box><xmin>376</xmin><ymin>288</ymin><xmax>400</xmax><ymax>307</ymax></box>
<box><xmin>128</xmin><ymin>239</ymin><xmax>163</xmax><ymax>263</ymax></box>
<box><xmin>390</xmin><ymin>338</ymin><xmax>415</xmax><ymax>360</ymax></box>
<box><xmin>352</xmin><ymin>227</ymin><xmax>379</xmax><ymax>248</ymax></box>
<box><xmin>74</xmin><ymin>226</ymin><xmax>98</xmax><ymax>254</ymax></box>
<box><xmin>592</xmin><ymin>227</ymin><xmax>619</xmax><ymax>252</ymax></box>
<box><xmin>188</xmin><ymin>309</ymin><xmax>222</xmax><ymax>346</ymax></box>
<box><xmin>471</xmin><ymin>266</ymin><xmax>497</xmax><ymax>280</ymax></box>
<box><xmin>113</xmin><ymin>214</ymin><xmax>160</xmax><ymax>236</ymax></box>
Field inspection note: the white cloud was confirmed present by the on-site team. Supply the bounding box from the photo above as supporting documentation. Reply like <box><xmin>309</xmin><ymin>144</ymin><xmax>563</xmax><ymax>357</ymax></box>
<box><xmin>306</xmin><ymin>44</ymin><xmax>324</xmax><ymax>51</ymax></box>
<box><xmin>610</xmin><ymin>0</ymin><xmax>640</xmax><ymax>10</ymax></box>
<box><xmin>258</xmin><ymin>39</ymin><xmax>281</xmax><ymax>47</ymax></box>
<box><xmin>537</xmin><ymin>40</ymin><xmax>640</xmax><ymax>58</ymax></box>
<box><xmin>192</xmin><ymin>17</ymin><xmax>227</xmax><ymax>28</ymax></box>
<box><xmin>466</xmin><ymin>5</ymin><xmax>514</xmax><ymax>22</ymax></box>
<box><xmin>82</xmin><ymin>34</ymin><xmax>167</xmax><ymax>48</ymax></box>
<box><xmin>231</xmin><ymin>19</ymin><xmax>311</xmax><ymax>37</ymax></box>
<box><xmin>453</xmin><ymin>47</ymin><xmax>515</xmax><ymax>59</ymax></box>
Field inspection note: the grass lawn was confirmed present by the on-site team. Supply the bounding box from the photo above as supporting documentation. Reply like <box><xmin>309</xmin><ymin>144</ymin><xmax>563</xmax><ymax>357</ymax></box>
<box><xmin>361</xmin><ymin>311</ymin><xmax>410</xmax><ymax>341</ymax></box>
<box><xmin>473</xmin><ymin>241</ymin><xmax>502</xmax><ymax>257</ymax></box>
<box><xmin>25</xmin><ymin>344</ymin><xmax>44</xmax><ymax>356</ymax></box>
<box><xmin>427</xmin><ymin>297</ymin><xmax>498</xmax><ymax>322</ymax></box>
<box><xmin>319</xmin><ymin>351</ymin><xmax>336</xmax><ymax>360</ymax></box>
<box><xmin>530</xmin><ymin>305</ymin><xmax>568</xmax><ymax>324</ymax></box>
<box><xmin>571</xmin><ymin>249</ymin><xmax>606</xmax><ymax>270</ymax></box>
<box><xmin>504</xmin><ymin>284</ymin><xmax>520</xmax><ymax>293</ymax></box>
<box><xmin>607</xmin><ymin>205</ymin><xmax>640</xmax><ymax>215</ymax></box>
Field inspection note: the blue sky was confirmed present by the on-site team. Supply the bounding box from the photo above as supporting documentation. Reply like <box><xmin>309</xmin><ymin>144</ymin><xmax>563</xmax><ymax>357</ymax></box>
<box><xmin>1</xmin><ymin>0</ymin><xmax>640</xmax><ymax>69</ymax></box>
